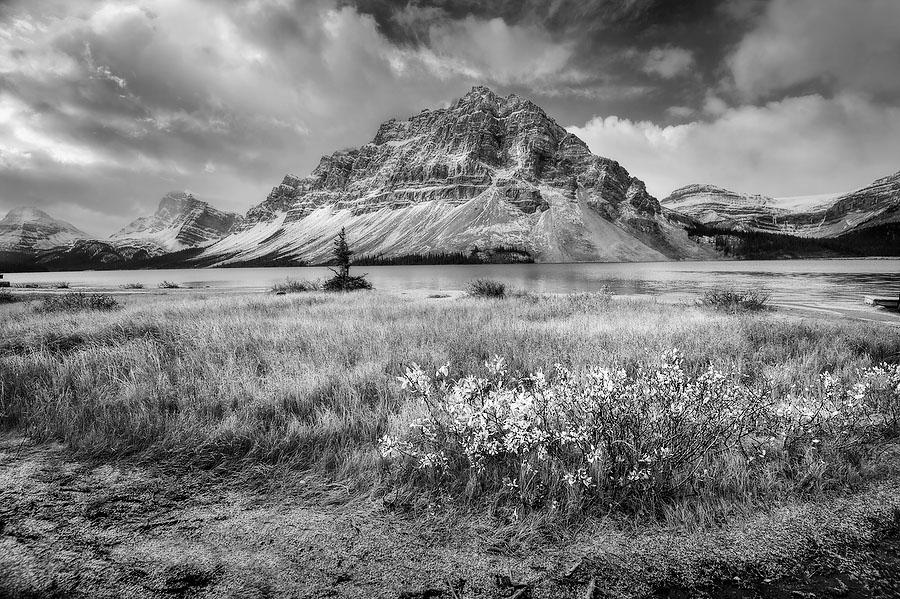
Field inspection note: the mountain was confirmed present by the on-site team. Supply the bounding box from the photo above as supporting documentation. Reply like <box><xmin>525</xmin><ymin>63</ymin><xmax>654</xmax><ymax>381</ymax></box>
<box><xmin>0</xmin><ymin>207</ymin><xmax>91</xmax><ymax>266</ymax></box>
<box><xmin>199</xmin><ymin>86</ymin><xmax>714</xmax><ymax>266</ymax></box>
<box><xmin>32</xmin><ymin>239</ymin><xmax>142</xmax><ymax>270</ymax></box>
<box><xmin>112</xmin><ymin>191</ymin><xmax>242</xmax><ymax>256</ymax></box>
<box><xmin>662</xmin><ymin>171</ymin><xmax>900</xmax><ymax>238</ymax></box>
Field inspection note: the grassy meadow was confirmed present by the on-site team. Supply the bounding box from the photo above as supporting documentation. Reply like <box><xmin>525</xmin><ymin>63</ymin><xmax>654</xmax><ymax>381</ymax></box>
<box><xmin>2</xmin><ymin>289</ymin><xmax>899</xmax><ymax>530</ymax></box>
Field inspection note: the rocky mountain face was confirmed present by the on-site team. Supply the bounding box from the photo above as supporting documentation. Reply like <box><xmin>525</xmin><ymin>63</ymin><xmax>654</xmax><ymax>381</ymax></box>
<box><xmin>112</xmin><ymin>192</ymin><xmax>241</xmax><ymax>255</ymax></box>
<box><xmin>201</xmin><ymin>86</ymin><xmax>714</xmax><ymax>265</ymax></box>
<box><xmin>0</xmin><ymin>207</ymin><xmax>90</xmax><ymax>265</ymax></box>
<box><xmin>662</xmin><ymin>171</ymin><xmax>900</xmax><ymax>238</ymax></box>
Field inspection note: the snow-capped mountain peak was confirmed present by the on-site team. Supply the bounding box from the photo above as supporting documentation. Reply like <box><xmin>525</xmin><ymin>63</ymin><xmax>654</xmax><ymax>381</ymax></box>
<box><xmin>200</xmin><ymin>86</ymin><xmax>714</xmax><ymax>265</ymax></box>
<box><xmin>0</xmin><ymin>206</ymin><xmax>90</xmax><ymax>254</ymax></box>
<box><xmin>111</xmin><ymin>191</ymin><xmax>242</xmax><ymax>255</ymax></box>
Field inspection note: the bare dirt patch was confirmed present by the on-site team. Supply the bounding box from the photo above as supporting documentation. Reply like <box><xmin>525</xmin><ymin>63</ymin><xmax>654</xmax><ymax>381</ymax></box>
<box><xmin>2</xmin><ymin>436</ymin><xmax>900</xmax><ymax>598</ymax></box>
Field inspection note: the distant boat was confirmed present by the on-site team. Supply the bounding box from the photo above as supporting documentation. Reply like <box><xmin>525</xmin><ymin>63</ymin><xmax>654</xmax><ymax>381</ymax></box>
<box><xmin>865</xmin><ymin>295</ymin><xmax>900</xmax><ymax>310</ymax></box>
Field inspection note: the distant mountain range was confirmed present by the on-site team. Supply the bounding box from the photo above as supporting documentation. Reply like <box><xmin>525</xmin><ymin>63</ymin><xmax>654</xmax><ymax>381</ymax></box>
<box><xmin>1</xmin><ymin>86</ymin><xmax>898</xmax><ymax>272</ymax></box>
<box><xmin>662</xmin><ymin>171</ymin><xmax>900</xmax><ymax>258</ymax></box>
<box><xmin>0</xmin><ymin>193</ymin><xmax>241</xmax><ymax>271</ymax></box>
<box><xmin>0</xmin><ymin>207</ymin><xmax>91</xmax><ymax>268</ymax></box>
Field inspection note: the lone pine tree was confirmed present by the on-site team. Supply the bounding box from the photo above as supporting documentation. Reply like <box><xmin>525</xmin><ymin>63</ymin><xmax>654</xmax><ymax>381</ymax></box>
<box><xmin>323</xmin><ymin>228</ymin><xmax>372</xmax><ymax>291</ymax></box>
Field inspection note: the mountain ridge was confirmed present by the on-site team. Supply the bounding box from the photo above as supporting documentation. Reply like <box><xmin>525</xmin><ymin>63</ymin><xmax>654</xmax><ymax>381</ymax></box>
<box><xmin>198</xmin><ymin>86</ymin><xmax>712</xmax><ymax>265</ymax></box>
<box><xmin>111</xmin><ymin>191</ymin><xmax>242</xmax><ymax>255</ymax></box>
<box><xmin>0</xmin><ymin>207</ymin><xmax>90</xmax><ymax>262</ymax></box>
<box><xmin>2</xmin><ymin>88</ymin><xmax>898</xmax><ymax>271</ymax></box>
<box><xmin>661</xmin><ymin>170</ymin><xmax>900</xmax><ymax>238</ymax></box>
<box><xmin>0</xmin><ymin>194</ymin><xmax>241</xmax><ymax>271</ymax></box>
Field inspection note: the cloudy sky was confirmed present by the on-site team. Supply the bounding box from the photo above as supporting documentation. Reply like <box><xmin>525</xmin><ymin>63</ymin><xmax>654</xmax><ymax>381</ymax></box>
<box><xmin>1</xmin><ymin>0</ymin><xmax>899</xmax><ymax>235</ymax></box>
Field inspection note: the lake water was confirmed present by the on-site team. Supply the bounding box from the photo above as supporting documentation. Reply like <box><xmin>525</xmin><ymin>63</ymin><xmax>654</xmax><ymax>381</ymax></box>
<box><xmin>5</xmin><ymin>259</ymin><xmax>900</xmax><ymax>322</ymax></box>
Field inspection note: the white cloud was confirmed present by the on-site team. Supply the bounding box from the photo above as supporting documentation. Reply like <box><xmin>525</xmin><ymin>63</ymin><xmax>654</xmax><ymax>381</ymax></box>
<box><xmin>729</xmin><ymin>0</ymin><xmax>900</xmax><ymax>99</ymax></box>
<box><xmin>0</xmin><ymin>92</ymin><xmax>105</xmax><ymax>168</ymax></box>
<box><xmin>0</xmin><ymin>0</ymin><xmax>476</xmax><ymax>230</ymax></box>
<box><xmin>642</xmin><ymin>46</ymin><xmax>694</xmax><ymax>79</ymax></box>
<box><xmin>568</xmin><ymin>93</ymin><xmax>900</xmax><ymax>199</ymax></box>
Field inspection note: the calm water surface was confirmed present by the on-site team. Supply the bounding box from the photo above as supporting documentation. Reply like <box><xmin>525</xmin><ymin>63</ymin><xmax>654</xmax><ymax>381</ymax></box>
<box><xmin>6</xmin><ymin>259</ymin><xmax>900</xmax><ymax>320</ymax></box>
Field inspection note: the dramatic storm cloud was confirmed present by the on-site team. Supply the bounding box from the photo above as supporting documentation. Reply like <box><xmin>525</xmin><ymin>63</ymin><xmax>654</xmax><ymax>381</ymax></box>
<box><xmin>1</xmin><ymin>0</ymin><xmax>898</xmax><ymax>232</ymax></box>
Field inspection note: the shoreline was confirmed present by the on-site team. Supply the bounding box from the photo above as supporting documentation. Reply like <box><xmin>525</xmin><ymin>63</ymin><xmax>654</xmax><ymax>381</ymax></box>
<box><xmin>5</xmin><ymin>285</ymin><xmax>899</xmax><ymax>325</ymax></box>
<box><xmin>4</xmin><ymin>254</ymin><xmax>900</xmax><ymax>276</ymax></box>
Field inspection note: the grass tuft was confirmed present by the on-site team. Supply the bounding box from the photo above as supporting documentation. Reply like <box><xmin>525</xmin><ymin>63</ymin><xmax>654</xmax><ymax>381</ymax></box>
<box><xmin>158</xmin><ymin>280</ymin><xmax>181</xmax><ymax>289</ymax></box>
<box><xmin>35</xmin><ymin>292</ymin><xmax>122</xmax><ymax>313</ymax></box>
<box><xmin>0</xmin><ymin>289</ymin><xmax>19</xmax><ymax>304</ymax></box>
<box><xmin>270</xmin><ymin>278</ymin><xmax>321</xmax><ymax>294</ymax></box>
<box><xmin>121</xmin><ymin>282</ymin><xmax>145</xmax><ymax>290</ymax></box>
<box><xmin>700</xmin><ymin>287</ymin><xmax>771</xmax><ymax>313</ymax></box>
<box><xmin>467</xmin><ymin>278</ymin><xmax>506</xmax><ymax>298</ymax></box>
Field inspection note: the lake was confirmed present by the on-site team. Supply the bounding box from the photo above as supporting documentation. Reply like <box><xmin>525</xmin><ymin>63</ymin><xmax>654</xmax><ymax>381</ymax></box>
<box><xmin>5</xmin><ymin>259</ymin><xmax>900</xmax><ymax>322</ymax></box>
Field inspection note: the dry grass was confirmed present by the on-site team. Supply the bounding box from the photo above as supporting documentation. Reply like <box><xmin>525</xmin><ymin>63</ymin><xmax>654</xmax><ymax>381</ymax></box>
<box><xmin>13</xmin><ymin>281</ymin><xmax>70</xmax><ymax>289</ymax></box>
<box><xmin>1</xmin><ymin>291</ymin><xmax>898</xmax><ymax>525</ymax></box>
<box><xmin>34</xmin><ymin>292</ymin><xmax>122</xmax><ymax>314</ymax></box>
<box><xmin>270</xmin><ymin>278</ymin><xmax>320</xmax><ymax>294</ymax></box>
<box><xmin>467</xmin><ymin>278</ymin><xmax>506</xmax><ymax>298</ymax></box>
<box><xmin>700</xmin><ymin>287</ymin><xmax>771</xmax><ymax>312</ymax></box>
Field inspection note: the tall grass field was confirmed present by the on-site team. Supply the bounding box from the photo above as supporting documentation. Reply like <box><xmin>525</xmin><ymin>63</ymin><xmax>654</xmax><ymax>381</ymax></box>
<box><xmin>2</xmin><ymin>290</ymin><xmax>899</xmax><ymax>527</ymax></box>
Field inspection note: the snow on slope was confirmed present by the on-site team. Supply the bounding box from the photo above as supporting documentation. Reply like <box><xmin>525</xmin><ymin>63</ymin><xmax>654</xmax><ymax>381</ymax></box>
<box><xmin>0</xmin><ymin>207</ymin><xmax>90</xmax><ymax>254</ymax></box>
<box><xmin>112</xmin><ymin>191</ymin><xmax>241</xmax><ymax>255</ymax></box>
<box><xmin>205</xmin><ymin>185</ymin><xmax>691</xmax><ymax>266</ymax></box>
<box><xmin>771</xmin><ymin>193</ymin><xmax>841</xmax><ymax>211</ymax></box>
<box><xmin>661</xmin><ymin>172</ymin><xmax>900</xmax><ymax>238</ymax></box>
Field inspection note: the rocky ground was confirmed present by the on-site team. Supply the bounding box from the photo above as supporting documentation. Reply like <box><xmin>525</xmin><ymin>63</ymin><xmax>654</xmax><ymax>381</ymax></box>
<box><xmin>2</xmin><ymin>435</ymin><xmax>900</xmax><ymax>599</ymax></box>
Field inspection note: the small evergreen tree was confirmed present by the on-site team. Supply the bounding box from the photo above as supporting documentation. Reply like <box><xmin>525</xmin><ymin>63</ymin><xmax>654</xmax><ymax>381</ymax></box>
<box><xmin>332</xmin><ymin>227</ymin><xmax>353</xmax><ymax>279</ymax></box>
<box><xmin>323</xmin><ymin>228</ymin><xmax>372</xmax><ymax>292</ymax></box>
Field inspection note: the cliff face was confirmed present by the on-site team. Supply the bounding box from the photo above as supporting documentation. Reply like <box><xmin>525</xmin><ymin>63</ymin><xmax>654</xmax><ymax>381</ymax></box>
<box><xmin>0</xmin><ymin>207</ymin><xmax>90</xmax><ymax>257</ymax></box>
<box><xmin>662</xmin><ymin>171</ymin><xmax>900</xmax><ymax>239</ymax></box>
<box><xmin>203</xmin><ymin>86</ymin><xmax>713</xmax><ymax>265</ymax></box>
<box><xmin>823</xmin><ymin>171</ymin><xmax>900</xmax><ymax>233</ymax></box>
<box><xmin>112</xmin><ymin>192</ymin><xmax>242</xmax><ymax>255</ymax></box>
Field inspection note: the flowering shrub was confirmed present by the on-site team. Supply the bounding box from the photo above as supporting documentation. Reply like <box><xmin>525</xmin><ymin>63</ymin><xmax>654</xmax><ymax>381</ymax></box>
<box><xmin>770</xmin><ymin>364</ymin><xmax>900</xmax><ymax>459</ymax></box>
<box><xmin>382</xmin><ymin>352</ymin><xmax>761</xmax><ymax>510</ymax></box>
<box><xmin>381</xmin><ymin>354</ymin><xmax>900</xmax><ymax>514</ymax></box>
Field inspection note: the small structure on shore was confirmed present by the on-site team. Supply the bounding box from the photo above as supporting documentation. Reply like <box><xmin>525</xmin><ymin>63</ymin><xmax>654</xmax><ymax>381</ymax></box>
<box><xmin>0</xmin><ymin>273</ymin><xmax>9</xmax><ymax>288</ymax></box>
<box><xmin>865</xmin><ymin>295</ymin><xmax>900</xmax><ymax>311</ymax></box>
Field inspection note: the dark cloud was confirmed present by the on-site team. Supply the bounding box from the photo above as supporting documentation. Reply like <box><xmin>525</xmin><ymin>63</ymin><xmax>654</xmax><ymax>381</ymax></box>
<box><xmin>337</xmin><ymin>0</ymin><xmax>763</xmax><ymax>121</ymax></box>
<box><xmin>344</xmin><ymin>0</ymin><xmax>713</xmax><ymax>40</ymax></box>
